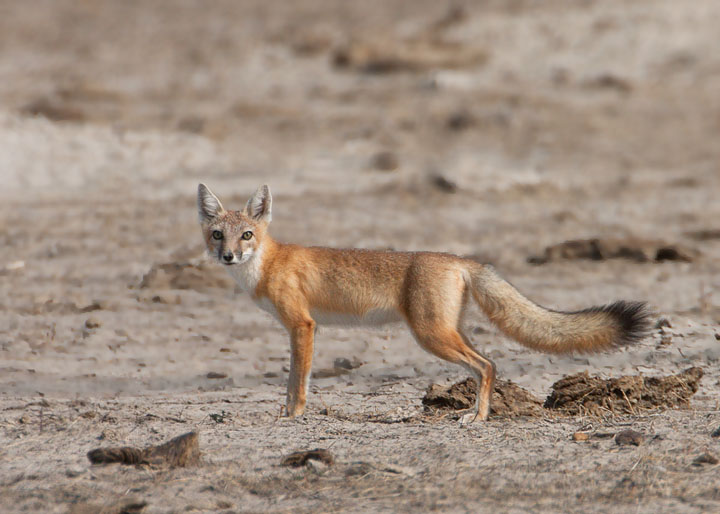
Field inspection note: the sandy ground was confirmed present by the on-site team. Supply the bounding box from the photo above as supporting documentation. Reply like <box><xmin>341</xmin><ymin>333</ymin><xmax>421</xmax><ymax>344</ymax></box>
<box><xmin>1</xmin><ymin>0</ymin><xmax>720</xmax><ymax>512</ymax></box>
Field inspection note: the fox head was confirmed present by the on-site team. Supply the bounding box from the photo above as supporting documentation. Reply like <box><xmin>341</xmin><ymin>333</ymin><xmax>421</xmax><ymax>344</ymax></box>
<box><xmin>197</xmin><ymin>184</ymin><xmax>271</xmax><ymax>266</ymax></box>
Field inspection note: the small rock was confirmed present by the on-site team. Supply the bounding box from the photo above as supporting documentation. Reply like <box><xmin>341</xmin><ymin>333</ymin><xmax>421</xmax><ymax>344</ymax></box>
<box><xmin>85</xmin><ymin>317</ymin><xmax>101</xmax><ymax>329</ymax></box>
<box><xmin>692</xmin><ymin>452</ymin><xmax>719</xmax><ymax>466</ymax></box>
<box><xmin>177</xmin><ymin>116</ymin><xmax>205</xmax><ymax>134</ymax></box>
<box><xmin>305</xmin><ymin>458</ymin><xmax>331</xmax><ymax>474</ymax></box>
<box><xmin>344</xmin><ymin>461</ymin><xmax>374</xmax><ymax>476</ymax></box>
<box><xmin>654</xmin><ymin>317</ymin><xmax>672</xmax><ymax>329</ymax></box>
<box><xmin>572</xmin><ymin>432</ymin><xmax>590</xmax><ymax>442</ymax></box>
<box><xmin>715</xmin><ymin>333</ymin><xmax>720</xmax><ymax>341</ymax></box>
<box><xmin>2</xmin><ymin>260</ymin><xmax>25</xmax><ymax>273</ymax></box>
<box><xmin>447</xmin><ymin>111</ymin><xmax>474</xmax><ymax>131</ymax></box>
<box><xmin>65</xmin><ymin>467</ymin><xmax>86</xmax><ymax>478</ymax></box>
<box><xmin>333</xmin><ymin>357</ymin><xmax>362</xmax><ymax>370</ymax></box>
<box><xmin>615</xmin><ymin>429</ymin><xmax>644</xmax><ymax>446</ymax></box>
<box><xmin>710</xmin><ymin>426</ymin><xmax>720</xmax><ymax>438</ymax></box>
<box><xmin>281</xmin><ymin>448</ymin><xmax>334</xmax><ymax>468</ymax></box>
<box><xmin>430</xmin><ymin>174</ymin><xmax>458</xmax><ymax>193</ymax></box>
<box><xmin>206</xmin><ymin>371</ymin><xmax>228</xmax><ymax>379</ymax></box>
<box><xmin>370</xmin><ymin>151</ymin><xmax>399</xmax><ymax>171</ymax></box>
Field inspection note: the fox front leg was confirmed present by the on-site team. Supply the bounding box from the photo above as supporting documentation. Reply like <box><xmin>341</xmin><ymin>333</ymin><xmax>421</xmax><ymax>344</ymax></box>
<box><xmin>285</xmin><ymin>317</ymin><xmax>316</xmax><ymax>417</ymax></box>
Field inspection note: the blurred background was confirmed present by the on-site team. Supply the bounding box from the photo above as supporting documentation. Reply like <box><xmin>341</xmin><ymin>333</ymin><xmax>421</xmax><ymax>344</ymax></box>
<box><xmin>1</xmin><ymin>0</ymin><xmax>719</xmax><ymax>395</ymax></box>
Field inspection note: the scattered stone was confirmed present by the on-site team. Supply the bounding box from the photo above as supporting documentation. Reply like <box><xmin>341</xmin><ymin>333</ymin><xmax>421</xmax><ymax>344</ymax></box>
<box><xmin>572</xmin><ymin>432</ymin><xmax>590</xmax><ymax>442</ymax></box>
<box><xmin>655</xmin><ymin>317</ymin><xmax>672</xmax><ymax>329</ymax></box>
<box><xmin>615</xmin><ymin>429</ymin><xmax>644</xmax><ymax>446</ymax></box>
<box><xmin>528</xmin><ymin>238</ymin><xmax>698</xmax><ymax>265</ymax></box>
<box><xmin>430</xmin><ymin>174</ymin><xmax>458</xmax><ymax>193</ymax></box>
<box><xmin>177</xmin><ymin>116</ymin><xmax>205</xmax><ymax>134</ymax></box>
<box><xmin>446</xmin><ymin>111</ymin><xmax>475</xmax><ymax>131</ymax></box>
<box><xmin>332</xmin><ymin>38</ymin><xmax>488</xmax><ymax>74</ymax></box>
<box><xmin>711</xmin><ymin>426</ymin><xmax>720</xmax><ymax>438</ymax></box>
<box><xmin>658</xmin><ymin>334</ymin><xmax>673</xmax><ymax>346</ymax></box>
<box><xmin>684</xmin><ymin>228</ymin><xmax>720</xmax><ymax>241</ymax></box>
<box><xmin>333</xmin><ymin>357</ymin><xmax>363</xmax><ymax>370</ymax></box>
<box><xmin>281</xmin><ymin>448</ymin><xmax>334</xmax><ymax>468</ymax></box>
<box><xmin>422</xmin><ymin>378</ymin><xmax>543</xmax><ymax>418</ymax></box>
<box><xmin>150</xmin><ymin>293</ymin><xmax>181</xmax><ymax>305</ymax></box>
<box><xmin>65</xmin><ymin>467</ymin><xmax>86</xmax><ymax>478</ymax></box>
<box><xmin>206</xmin><ymin>371</ymin><xmax>227</xmax><ymax>379</ymax></box>
<box><xmin>21</xmin><ymin>97</ymin><xmax>85</xmax><ymax>122</ymax></box>
<box><xmin>84</xmin><ymin>317</ymin><xmax>102</xmax><ymax>329</ymax></box>
<box><xmin>87</xmin><ymin>431</ymin><xmax>200</xmax><ymax>468</ymax></box>
<box><xmin>370</xmin><ymin>151</ymin><xmax>399</xmax><ymax>171</ymax></box>
<box><xmin>313</xmin><ymin>357</ymin><xmax>363</xmax><ymax>378</ymax></box>
<box><xmin>312</xmin><ymin>367</ymin><xmax>349</xmax><ymax>378</ymax></box>
<box><xmin>545</xmin><ymin>367</ymin><xmax>703</xmax><ymax>416</ymax></box>
<box><xmin>715</xmin><ymin>333</ymin><xmax>720</xmax><ymax>341</ymax></box>
<box><xmin>344</xmin><ymin>461</ymin><xmax>374</xmax><ymax>476</ymax></box>
<box><xmin>693</xmin><ymin>452</ymin><xmax>719</xmax><ymax>466</ymax></box>
<box><xmin>1</xmin><ymin>260</ymin><xmax>25</xmax><ymax>273</ymax></box>
<box><xmin>583</xmin><ymin>73</ymin><xmax>633</xmax><ymax>93</ymax></box>
<box><xmin>289</xmin><ymin>30</ymin><xmax>334</xmax><ymax>57</ymax></box>
<box><xmin>209</xmin><ymin>411</ymin><xmax>231</xmax><ymax>424</ymax></box>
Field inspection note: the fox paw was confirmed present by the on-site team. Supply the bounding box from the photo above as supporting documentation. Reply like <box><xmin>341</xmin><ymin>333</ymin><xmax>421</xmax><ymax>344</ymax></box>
<box><xmin>459</xmin><ymin>412</ymin><xmax>478</xmax><ymax>426</ymax></box>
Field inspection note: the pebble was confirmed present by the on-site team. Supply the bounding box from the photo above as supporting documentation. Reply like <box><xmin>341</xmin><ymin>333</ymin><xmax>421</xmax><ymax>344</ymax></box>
<box><xmin>572</xmin><ymin>432</ymin><xmax>590</xmax><ymax>442</ymax></box>
<box><xmin>85</xmin><ymin>317</ymin><xmax>101</xmax><ymax>329</ymax></box>
<box><xmin>615</xmin><ymin>429</ymin><xmax>644</xmax><ymax>446</ymax></box>
<box><xmin>370</xmin><ymin>151</ymin><xmax>399</xmax><ymax>171</ymax></box>
<box><xmin>692</xmin><ymin>452</ymin><xmax>719</xmax><ymax>466</ymax></box>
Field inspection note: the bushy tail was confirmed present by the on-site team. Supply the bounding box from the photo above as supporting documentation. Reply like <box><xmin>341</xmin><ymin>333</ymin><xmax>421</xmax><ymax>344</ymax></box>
<box><xmin>468</xmin><ymin>264</ymin><xmax>650</xmax><ymax>353</ymax></box>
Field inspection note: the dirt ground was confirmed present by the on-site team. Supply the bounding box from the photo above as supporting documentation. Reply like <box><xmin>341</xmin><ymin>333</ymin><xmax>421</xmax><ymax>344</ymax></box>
<box><xmin>1</xmin><ymin>0</ymin><xmax>720</xmax><ymax>512</ymax></box>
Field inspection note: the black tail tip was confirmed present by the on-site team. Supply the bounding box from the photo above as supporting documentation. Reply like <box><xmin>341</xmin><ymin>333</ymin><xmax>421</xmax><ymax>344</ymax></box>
<box><xmin>603</xmin><ymin>300</ymin><xmax>652</xmax><ymax>346</ymax></box>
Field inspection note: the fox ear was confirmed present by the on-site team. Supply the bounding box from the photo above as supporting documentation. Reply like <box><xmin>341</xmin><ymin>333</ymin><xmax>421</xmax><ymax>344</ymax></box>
<box><xmin>197</xmin><ymin>183</ymin><xmax>225</xmax><ymax>223</ymax></box>
<box><xmin>244</xmin><ymin>185</ymin><xmax>272</xmax><ymax>223</ymax></box>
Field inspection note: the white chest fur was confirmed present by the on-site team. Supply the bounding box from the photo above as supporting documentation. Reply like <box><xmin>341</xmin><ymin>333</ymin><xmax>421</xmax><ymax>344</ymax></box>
<box><xmin>225</xmin><ymin>245</ymin><xmax>264</xmax><ymax>294</ymax></box>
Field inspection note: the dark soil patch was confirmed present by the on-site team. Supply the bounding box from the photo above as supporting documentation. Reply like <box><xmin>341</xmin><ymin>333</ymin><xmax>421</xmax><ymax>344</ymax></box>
<box><xmin>528</xmin><ymin>238</ymin><xmax>698</xmax><ymax>264</ymax></box>
<box><xmin>544</xmin><ymin>367</ymin><xmax>703</xmax><ymax>416</ymax></box>
<box><xmin>422</xmin><ymin>378</ymin><xmax>544</xmax><ymax>418</ymax></box>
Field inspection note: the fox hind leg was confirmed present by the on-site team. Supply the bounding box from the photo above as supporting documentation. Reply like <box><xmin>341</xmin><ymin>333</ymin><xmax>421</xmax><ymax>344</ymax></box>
<box><xmin>409</xmin><ymin>323</ymin><xmax>496</xmax><ymax>422</ymax></box>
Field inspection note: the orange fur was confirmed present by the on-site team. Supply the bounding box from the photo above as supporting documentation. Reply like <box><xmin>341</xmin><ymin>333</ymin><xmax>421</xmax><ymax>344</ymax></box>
<box><xmin>198</xmin><ymin>184</ymin><xmax>650</xmax><ymax>422</ymax></box>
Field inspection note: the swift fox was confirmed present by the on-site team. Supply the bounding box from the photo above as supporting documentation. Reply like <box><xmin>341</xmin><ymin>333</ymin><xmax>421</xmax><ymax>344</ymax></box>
<box><xmin>197</xmin><ymin>184</ymin><xmax>650</xmax><ymax>422</ymax></box>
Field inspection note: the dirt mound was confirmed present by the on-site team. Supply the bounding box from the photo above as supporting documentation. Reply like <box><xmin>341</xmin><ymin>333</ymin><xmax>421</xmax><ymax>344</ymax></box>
<box><xmin>87</xmin><ymin>432</ymin><xmax>201</xmax><ymax>469</ymax></box>
<box><xmin>423</xmin><ymin>368</ymin><xmax>703</xmax><ymax>419</ymax></box>
<box><xmin>422</xmin><ymin>378</ymin><xmax>544</xmax><ymax>418</ymax></box>
<box><xmin>544</xmin><ymin>367</ymin><xmax>703</xmax><ymax>416</ymax></box>
<box><xmin>528</xmin><ymin>238</ymin><xmax>698</xmax><ymax>264</ymax></box>
<box><xmin>139</xmin><ymin>261</ymin><xmax>234</xmax><ymax>292</ymax></box>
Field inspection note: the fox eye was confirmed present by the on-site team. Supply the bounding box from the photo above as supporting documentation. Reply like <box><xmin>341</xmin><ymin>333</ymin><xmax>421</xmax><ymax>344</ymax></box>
<box><xmin>212</xmin><ymin>230</ymin><xmax>223</xmax><ymax>240</ymax></box>
<box><xmin>241</xmin><ymin>231</ymin><xmax>253</xmax><ymax>240</ymax></box>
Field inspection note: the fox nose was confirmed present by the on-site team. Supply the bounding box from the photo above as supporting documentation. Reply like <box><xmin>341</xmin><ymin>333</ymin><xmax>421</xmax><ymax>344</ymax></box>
<box><xmin>222</xmin><ymin>252</ymin><xmax>234</xmax><ymax>263</ymax></box>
